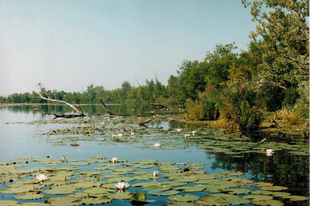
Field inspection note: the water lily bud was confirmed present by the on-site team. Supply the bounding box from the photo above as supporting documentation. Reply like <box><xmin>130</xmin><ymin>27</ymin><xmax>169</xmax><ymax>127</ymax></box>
<box><xmin>266</xmin><ymin>149</ymin><xmax>274</xmax><ymax>156</ymax></box>
<box><xmin>154</xmin><ymin>143</ymin><xmax>161</xmax><ymax>148</ymax></box>
<box><xmin>112</xmin><ymin>157</ymin><xmax>118</xmax><ymax>163</ymax></box>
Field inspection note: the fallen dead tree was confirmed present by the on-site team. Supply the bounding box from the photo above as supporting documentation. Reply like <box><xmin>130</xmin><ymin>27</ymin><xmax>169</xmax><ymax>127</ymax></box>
<box><xmin>34</xmin><ymin>90</ymin><xmax>85</xmax><ymax>119</ymax></box>
<box><xmin>99</xmin><ymin>99</ymin><xmax>128</xmax><ymax>117</ymax></box>
<box><xmin>99</xmin><ymin>99</ymin><xmax>152</xmax><ymax>127</ymax></box>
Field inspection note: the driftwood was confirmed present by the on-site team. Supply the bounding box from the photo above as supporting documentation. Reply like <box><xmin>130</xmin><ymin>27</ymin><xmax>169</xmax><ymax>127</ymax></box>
<box><xmin>100</xmin><ymin>99</ymin><xmax>152</xmax><ymax>127</ymax></box>
<box><xmin>34</xmin><ymin>90</ymin><xmax>85</xmax><ymax>118</ymax></box>
<box><xmin>138</xmin><ymin>118</ymin><xmax>152</xmax><ymax>126</ymax></box>
<box><xmin>99</xmin><ymin>99</ymin><xmax>129</xmax><ymax>117</ymax></box>
<box><xmin>151</xmin><ymin>103</ymin><xmax>165</xmax><ymax>109</ymax></box>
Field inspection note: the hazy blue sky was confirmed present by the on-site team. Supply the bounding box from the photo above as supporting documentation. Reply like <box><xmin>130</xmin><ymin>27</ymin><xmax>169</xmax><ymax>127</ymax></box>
<box><xmin>0</xmin><ymin>0</ymin><xmax>256</xmax><ymax>96</ymax></box>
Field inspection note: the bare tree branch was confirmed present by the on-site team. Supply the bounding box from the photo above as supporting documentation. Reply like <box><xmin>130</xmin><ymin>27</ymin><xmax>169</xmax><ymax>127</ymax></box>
<box><xmin>34</xmin><ymin>90</ymin><xmax>84</xmax><ymax>116</ymax></box>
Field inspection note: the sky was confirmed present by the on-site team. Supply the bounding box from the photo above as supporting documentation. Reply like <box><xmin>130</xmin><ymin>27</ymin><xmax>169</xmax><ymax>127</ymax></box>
<box><xmin>0</xmin><ymin>0</ymin><xmax>257</xmax><ymax>97</ymax></box>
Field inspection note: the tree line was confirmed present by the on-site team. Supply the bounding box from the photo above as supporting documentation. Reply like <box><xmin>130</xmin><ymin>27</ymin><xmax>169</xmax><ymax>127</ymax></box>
<box><xmin>1</xmin><ymin>0</ymin><xmax>308</xmax><ymax>131</ymax></box>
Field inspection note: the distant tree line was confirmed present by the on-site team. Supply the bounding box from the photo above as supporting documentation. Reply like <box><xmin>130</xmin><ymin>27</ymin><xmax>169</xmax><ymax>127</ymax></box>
<box><xmin>1</xmin><ymin>0</ymin><xmax>308</xmax><ymax>131</ymax></box>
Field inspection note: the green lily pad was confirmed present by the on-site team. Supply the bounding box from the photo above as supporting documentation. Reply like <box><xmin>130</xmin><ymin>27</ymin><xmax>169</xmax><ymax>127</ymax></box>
<box><xmin>283</xmin><ymin>195</ymin><xmax>309</xmax><ymax>201</ymax></box>
<box><xmin>251</xmin><ymin>199</ymin><xmax>284</xmax><ymax>206</ymax></box>
<box><xmin>47</xmin><ymin>197</ymin><xmax>80</xmax><ymax>206</ymax></box>
<box><xmin>20</xmin><ymin>203</ymin><xmax>49</xmax><ymax>206</ymax></box>
<box><xmin>260</xmin><ymin>186</ymin><xmax>288</xmax><ymax>191</ymax></box>
<box><xmin>108</xmin><ymin>192</ymin><xmax>132</xmax><ymax>200</ymax></box>
<box><xmin>198</xmin><ymin>194</ymin><xmax>251</xmax><ymax>205</ymax></box>
<box><xmin>83</xmin><ymin>187</ymin><xmax>114</xmax><ymax>196</ymax></box>
<box><xmin>79</xmin><ymin>197</ymin><xmax>112</xmax><ymax>205</ymax></box>
<box><xmin>130</xmin><ymin>191</ymin><xmax>155</xmax><ymax>203</ymax></box>
<box><xmin>13</xmin><ymin>193</ymin><xmax>45</xmax><ymax>200</ymax></box>
<box><xmin>167</xmin><ymin>194</ymin><xmax>200</xmax><ymax>202</ymax></box>
<box><xmin>0</xmin><ymin>185</ymin><xmax>37</xmax><ymax>194</ymax></box>
<box><xmin>243</xmin><ymin>194</ymin><xmax>273</xmax><ymax>201</ymax></box>
<box><xmin>0</xmin><ymin>200</ymin><xmax>19</xmax><ymax>206</ymax></box>
<box><xmin>221</xmin><ymin>188</ymin><xmax>252</xmax><ymax>195</ymax></box>
<box><xmin>148</xmin><ymin>190</ymin><xmax>179</xmax><ymax>196</ymax></box>
<box><xmin>44</xmin><ymin>185</ymin><xmax>77</xmax><ymax>195</ymax></box>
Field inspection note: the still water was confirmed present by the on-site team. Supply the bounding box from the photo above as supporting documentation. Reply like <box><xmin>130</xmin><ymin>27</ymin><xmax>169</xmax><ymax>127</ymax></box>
<box><xmin>0</xmin><ymin>104</ymin><xmax>308</xmax><ymax>205</ymax></box>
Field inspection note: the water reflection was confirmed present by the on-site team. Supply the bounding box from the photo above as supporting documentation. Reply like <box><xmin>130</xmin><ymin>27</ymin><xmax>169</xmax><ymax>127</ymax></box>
<box><xmin>0</xmin><ymin>104</ymin><xmax>308</xmax><ymax>205</ymax></box>
<box><xmin>212</xmin><ymin>152</ymin><xmax>309</xmax><ymax>198</ymax></box>
<box><xmin>0</xmin><ymin>104</ymin><xmax>184</xmax><ymax>117</ymax></box>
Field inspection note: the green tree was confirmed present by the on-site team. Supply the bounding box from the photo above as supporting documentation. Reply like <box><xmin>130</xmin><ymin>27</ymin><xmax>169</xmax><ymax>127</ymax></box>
<box><xmin>243</xmin><ymin>0</ymin><xmax>309</xmax><ymax>92</ymax></box>
<box><xmin>205</xmin><ymin>43</ymin><xmax>239</xmax><ymax>89</ymax></box>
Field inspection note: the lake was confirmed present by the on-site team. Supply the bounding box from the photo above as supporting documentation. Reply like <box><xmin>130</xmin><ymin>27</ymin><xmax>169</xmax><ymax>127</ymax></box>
<box><xmin>0</xmin><ymin>104</ymin><xmax>308</xmax><ymax>206</ymax></box>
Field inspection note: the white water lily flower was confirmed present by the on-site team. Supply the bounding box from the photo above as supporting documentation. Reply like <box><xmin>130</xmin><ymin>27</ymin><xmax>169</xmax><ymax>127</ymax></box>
<box><xmin>112</xmin><ymin>134</ymin><xmax>117</xmax><ymax>138</ymax></box>
<box><xmin>153</xmin><ymin>171</ymin><xmax>158</xmax><ymax>177</ymax></box>
<box><xmin>266</xmin><ymin>149</ymin><xmax>274</xmax><ymax>156</ymax></box>
<box><xmin>176</xmin><ymin>128</ymin><xmax>182</xmax><ymax>133</ymax></box>
<box><xmin>118</xmin><ymin>133</ymin><xmax>123</xmax><ymax>137</ymax></box>
<box><xmin>115</xmin><ymin>182</ymin><xmax>130</xmax><ymax>190</ymax></box>
<box><xmin>112</xmin><ymin>157</ymin><xmax>118</xmax><ymax>163</ymax></box>
<box><xmin>36</xmin><ymin>174</ymin><xmax>48</xmax><ymax>182</ymax></box>
<box><xmin>59</xmin><ymin>139</ymin><xmax>63</xmax><ymax>143</ymax></box>
<box><xmin>184</xmin><ymin>134</ymin><xmax>190</xmax><ymax>138</ymax></box>
<box><xmin>192</xmin><ymin>131</ymin><xmax>197</xmax><ymax>136</ymax></box>
<box><xmin>154</xmin><ymin>143</ymin><xmax>161</xmax><ymax>148</ymax></box>
<box><xmin>130</xmin><ymin>132</ymin><xmax>135</xmax><ymax>136</ymax></box>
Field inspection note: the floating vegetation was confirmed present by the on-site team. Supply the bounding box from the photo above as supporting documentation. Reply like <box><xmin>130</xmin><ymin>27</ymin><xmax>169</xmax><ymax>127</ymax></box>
<box><xmin>31</xmin><ymin>116</ymin><xmax>309</xmax><ymax>159</ymax></box>
<box><xmin>0</xmin><ymin>156</ymin><xmax>308</xmax><ymax>205</ymax></box>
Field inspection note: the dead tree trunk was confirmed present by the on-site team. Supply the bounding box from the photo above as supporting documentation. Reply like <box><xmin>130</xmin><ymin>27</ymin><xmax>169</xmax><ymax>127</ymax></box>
<box><xmin>34</xmin><ymin>91</ymin><xmax>85</xmax><ymax>118</ymax></box>
<box><xmin>99</xmin><ymin>99</ymin><xmax>129</xmax><ymax>117</ymax></box>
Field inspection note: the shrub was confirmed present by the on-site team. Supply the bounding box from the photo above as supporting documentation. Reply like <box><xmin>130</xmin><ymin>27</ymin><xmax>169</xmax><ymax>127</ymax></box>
<box><xmin>220</xmin><ymin>83</ymin><xmax>264</xmax><ymax>132</ymax></box>
<box><xmin>301</xmin><ymin>124</ymin><xmax>309</xmax><ymax>139</ymax></box>
<box><xmin>295</xmin><ymin>103</ymin><xmax>309</xmax><ymax>119</ymax></box>
<box><xmin>184</xmin><ymin>87</ymin><xmax>220</xmax><ymax>121</ymax></box>
<box><xmin>284</xmin><ymin>111</ymin><xmax>303</xmax><ymax>125</ymax></box>
<box><xmin>184</xmin><ymin>98</ymin><xmax>204</xmax><ymax>121</ymax></box>
<box><xmin>283</xmin><ymin>87</ymin><xmax>300</xmax><ymax>107</ymax></box>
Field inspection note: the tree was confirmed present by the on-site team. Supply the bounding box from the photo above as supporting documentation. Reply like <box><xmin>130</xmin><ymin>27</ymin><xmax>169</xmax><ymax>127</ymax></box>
<box><xmin>204</xmin><ymin>43</ymin><xmax>239</xmax><ymax>89</ymax></box>
<box><xmin>121</xmin><ymin>81</ymin><xmax>132</xmax><ymax>102</ymax></box>
<box><xmin>178</xmin><ymin>60</ymin><xmax>207</xmax><ymax>101</ymax></box>
<box><xmin>242</xmin><ymin>0</ymin><xmax>309</xmax><ymax>91</ymax></box>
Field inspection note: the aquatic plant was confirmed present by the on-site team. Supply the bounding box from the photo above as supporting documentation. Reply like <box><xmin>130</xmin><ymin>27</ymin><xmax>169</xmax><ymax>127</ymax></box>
<box><xmin>35</xmin><ymin>174</ymin><xmax>48</xmax><ymax>182</ymax></box>
<box><xmin>115</xmin><ymin>182</ymin><xmax>130</xmax><ymax>191</ymax></box>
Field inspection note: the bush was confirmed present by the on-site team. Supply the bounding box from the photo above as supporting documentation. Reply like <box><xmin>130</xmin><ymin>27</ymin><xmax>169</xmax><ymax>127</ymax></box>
<box><xmin>295</xmin><ymin>103</ymin><xmax>309</xmax><ymax>119</ymax></box>
<box><xmin>283</xmin><ymin>87</ymin><xmax>300</xmax><ymax>107</ymax></box>
<box><xmin>184</xmin><ymin>88</ymin><xmax>220</xmax><ymax>121</ymax></box>
<box><xmin>184</xmin><ymin>98</ymin><xmax>204</xmax><ymax>121</ymax></box>
<box><xmin>283</xmin><ymin>111</ymin><xmax>303</xmax><ymax>125</ymax></box>
<box><xmin>220</xmin><ymin>83</ymin><xmax>264</xmax><ymax>132</ymax></box>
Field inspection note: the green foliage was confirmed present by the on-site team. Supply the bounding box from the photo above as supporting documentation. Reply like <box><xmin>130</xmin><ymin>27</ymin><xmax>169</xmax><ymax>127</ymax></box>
<box><xmin>178</xmin><ymin>60</ymin><xmax>207</xmax><ymax>102</ymax></box>
<box><xmin>184</xmin><ymin>98</ymin><xmax>205</xmax><ymax>121</ymax></box>
<box><xmin>221</xmin><ymin>84</ymin><xmax>264</xmax><ymax>131</ymax></box>
<box><xmin>284</xmin><ymin>111</ymin><xmax>303</xmax><ymax>125</ymax></box>
<box><xmin>283</xmin><ymin>87</ymin><xmax>300</xmax><ymax>107</ymax></box>
<box><xmin>243</xmin><ymin>0</ymin><xmax>309</xmax><ymax>91</ymax></box>
<box><xmin>295</xmin><ymin>103</ymin><xmax>309</xmax><ymax>119</ymax></box>
<box><xmin>205</xmin><ymin>43</ymin><xmax>239</xmax><ymax>89</ymax></box>
<box><xmin>185</xmin><ymin>88</ymin><xmax>220</xmax><ymax>121</ymax></box>
<box><xmin>301</xmin><ymin>125</ymin><xmax>309</xmax><ymax>139</ymax></box>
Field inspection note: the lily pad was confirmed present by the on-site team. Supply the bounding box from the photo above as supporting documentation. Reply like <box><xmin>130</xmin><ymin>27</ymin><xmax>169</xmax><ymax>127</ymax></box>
<box><xmin>283</xmin><ymin>195</ymin><xmax>309</xmax><ymax>201</ymax></box>
<box><xmin>0</xmin><ymin>200</ymin><xmax>19</xmax><ymax>206</ymax></box>
<box><xmin>44</xmin><ymin>185</ymin><xmax>77</xmax><ymax>195</ymax></box>
<box><xmin>108</xmin><ymin>191</ymin><xmax>132</xmax><ymax>200</ymax></box>
<box><xmin>148</xmin><ymin>190</ymin><xmax>179</xmax><ymax>196</ymax></box>
<box><xmin>79</xmin><ymin>197</ymin><xmax>112</xmax><ymax>205</ymax></box>
<box><xmin>47</xmin><ymin>196</ymin><xmax>80</xmax><ymax>205</ymax></box>
<box><xmin>243</xmin><ymin>194</ymin><xmax>273</xmax><ymax>201</ymax></box>
<box><xmin>13</xmin><ymin>193</ymin><xmax>45</xmax><ymax>200</ymax></box>
<box><xmin>167</xmin><ymin>194</ymin><xmax>200</xmax><ymax>202</ymax></box>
